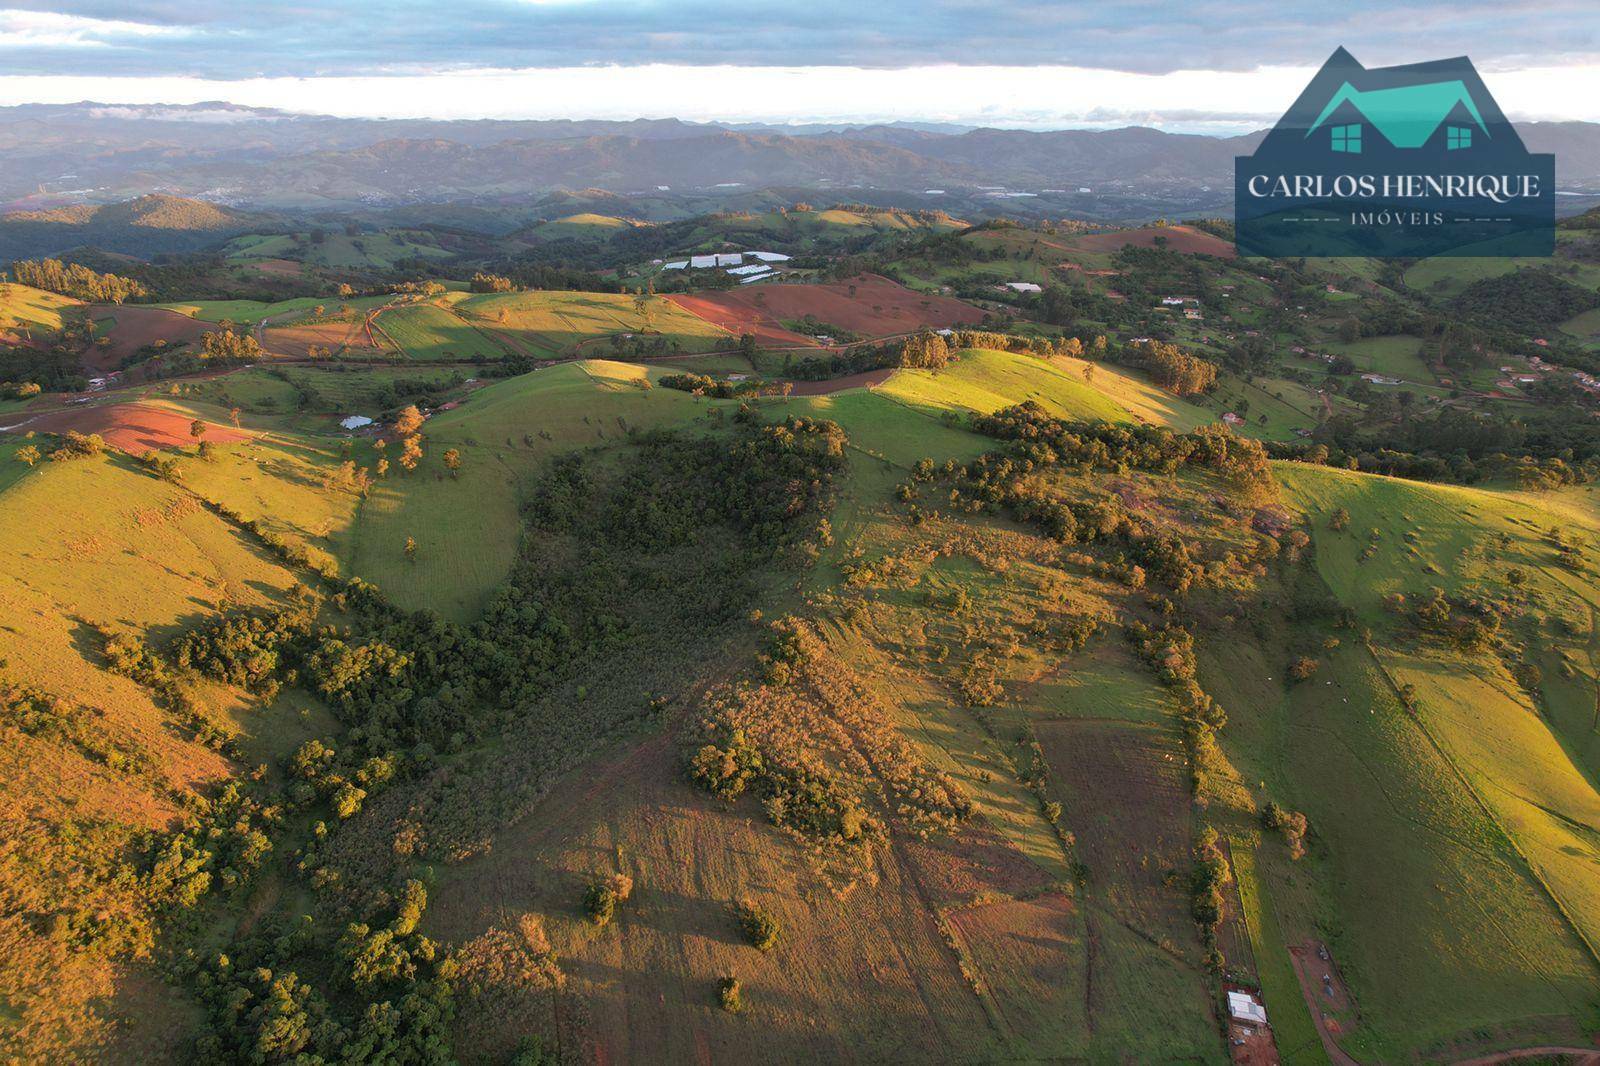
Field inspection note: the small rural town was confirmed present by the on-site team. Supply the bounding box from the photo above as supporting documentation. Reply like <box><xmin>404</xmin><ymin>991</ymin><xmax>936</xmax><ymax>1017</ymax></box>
<box><xmin>2</xmin><ymin>2</ymin><xmax>1600</xmax><ymax>1064</ymax></box>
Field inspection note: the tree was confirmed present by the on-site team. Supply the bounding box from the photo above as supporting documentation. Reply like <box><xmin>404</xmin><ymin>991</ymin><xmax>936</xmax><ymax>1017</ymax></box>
<box><xmin>229</xmin><ymin>407</ymin><xmax>242</xmax><ymax>430</ymax></box>
<box><xmin>394</xmin><ymin>405</ymin><xmax>425</xmax><ymax>437</ymax></box>
<box><xmin>718</xmin><ymin>976</ymin><xmax>743</xmax><ymax>1013</ymax></box>
<box><xmin>584</xmin><ymin>874</ymin><xmax>634</xmax><ymax>926</ymax></box>
<box><xmin>442</xmin><ymin>448</ymin><xmax>461</xmax><ymax>477</ymax></box>
<box><xmin>735</xmin><ymin>899</ymin><xmax>780</xmax><ymax>952</ymax></box>
<box><xmin>376</xmin><ymin>458</ymin><xmax>389</xmax><ymax>479</ymax></box>
<box><xmin>738</xmin><ymin>333</ymin><xmax>758</xmax><ymax>359</ymax></box>
<box><xmin>15</xmin><ymin>445</ymin><xmax>40</xmax><ymax>468</ymax></box>
<box><xmin>404</xmin><ymin>536</ymin><xmax>417</xmax><ymax>562</ymax></box>
<box><xmin>190</xmin><ymin>419</ymin><xmax>208</xmax><ymax>444</ymax></box>
<box><xmin>400</xmin><ymin>435</ymin><xmax>423</xmax><ymax>472</ymax></box>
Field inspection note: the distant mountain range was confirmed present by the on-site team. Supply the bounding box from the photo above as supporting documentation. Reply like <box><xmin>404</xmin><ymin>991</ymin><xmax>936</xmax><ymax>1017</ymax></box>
<box><xmin>3</xmin><ymin>103</ymin><xmax>1599</xmax><ymax>217</ymax></box>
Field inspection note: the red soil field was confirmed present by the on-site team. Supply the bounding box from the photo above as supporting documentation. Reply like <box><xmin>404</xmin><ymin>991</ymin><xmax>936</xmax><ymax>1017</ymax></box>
<box><xmin>663</xmin><ymin>294</ymin><xmax>820</xmax><ymax>348</ymax></box>
<box><xmin>667</xmin><ymin>273</ymin><xmax>986</xmax><ymax>347</ymax></box>
<box><xmin>785</xmin><ymin>367</ymin><xmax>895</xmax><ymax>395</ymax></box>
<box><xmin>263</xmin><ymin>318</ymin><xmax>390</xmax><ymax>359</ymax></box>
<box><xmin>1070</xmin><ymin>224</ymin><xmax>1235</xmax><ymax>258</ymax></box>
<box><xmin>85</xmin><ymin>306</ymin><xmax>211</xmax><ymax>371</ymax></box>
<box><xmin>247</xmin><ymin>258</ymin><xmax>305</xmax><ymax>278</ymax></box>
<box><xmin>1</xmin><ymin>402</ymin><xmax>251</xmax><ymax>455</ymax></box>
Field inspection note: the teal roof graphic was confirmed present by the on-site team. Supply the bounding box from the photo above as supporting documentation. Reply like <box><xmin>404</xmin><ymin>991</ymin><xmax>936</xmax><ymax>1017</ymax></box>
<box><xmin>1305</xmin><ymin>80</ymin><xmax>1489</xmax><ymax>148</ymax></box>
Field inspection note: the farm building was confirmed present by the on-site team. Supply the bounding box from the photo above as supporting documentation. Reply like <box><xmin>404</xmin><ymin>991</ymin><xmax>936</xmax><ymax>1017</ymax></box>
<box><xmin>727</xmin><ymin>263</ymin><xmax>771</xmax><ymax>276</ymax></box>
<box><xmin>339</xmin><ymin>415</ymin><xmax>374</xmax><ymax>430</ymax></box>
<box><xmin>1226</xmin><ymin>991</ymin><xmax>1268</xmax><ymax>1026</ymax></box>
<box><xmin>1361</xmin><ymin>373</ymin><xmax>1403</xmax><ymax>385</ymax></box>
<box><xmin>1005</xmin><ymin>282</ymin><xmax>1043</xmax><ymax>293</ymax></box>
<box><xmin>661</xmin><ymin>260</ymin><xmax>689</xmax><ymax>270</ymax></box>
<box><xmin>747</xmin><ymin>251</ymin><xmax>791</xmax><ymax>263</ymax></box>
<box><xmin>689</xmin><ymin>255</ymin><xmax>718</xmax><ymax>269</ymax></box>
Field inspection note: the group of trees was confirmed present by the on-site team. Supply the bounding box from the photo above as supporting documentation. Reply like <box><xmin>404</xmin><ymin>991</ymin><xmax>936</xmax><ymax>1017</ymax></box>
<box><xmin>8</xmin><ymin>259</ymin><xmax>147</xmax><ymax>303</ymax></box>
<box><xmin>199</xmin><ymin>327</ymin><xmax>265</xmax><ymax>367</ymax></box>
<box><xmin>1117</xmin><ymin>339</ymin><xmax>1218</xmax><ymax>396</ymax></box>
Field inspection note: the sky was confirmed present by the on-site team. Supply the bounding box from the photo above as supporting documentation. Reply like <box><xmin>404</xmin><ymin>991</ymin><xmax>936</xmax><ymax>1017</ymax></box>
<box><xmin>0</xmin><ymin>1</ymin><xmax>1597</xmax><ymax>131</ymax></box>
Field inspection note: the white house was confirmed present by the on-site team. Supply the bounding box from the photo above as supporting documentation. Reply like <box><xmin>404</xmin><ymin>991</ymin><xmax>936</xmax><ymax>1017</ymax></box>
<box><xmin>1227</xmin><ymin>991</ymin><xmax>1267</xmax><ymax>1026</ymax></box>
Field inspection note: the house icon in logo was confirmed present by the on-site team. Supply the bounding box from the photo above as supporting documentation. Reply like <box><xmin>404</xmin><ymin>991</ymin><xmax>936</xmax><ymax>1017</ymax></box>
<box><xmin>1304</xmin><ymin>79</ymin><xmax>1490</xmax><ymax>153</ymax></box>
<box><xmin>1235</xmin><ymin>48</ymin><xmax>1554</xmax><ymax>258</ymax></box>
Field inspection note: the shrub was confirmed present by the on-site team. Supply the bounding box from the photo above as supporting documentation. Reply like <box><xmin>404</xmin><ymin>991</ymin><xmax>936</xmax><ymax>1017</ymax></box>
<box><xmin>717</xmin><ymin>975</ymin><xmax>743</xmax><ymax>1013</ymax></box>
<box><xmin>583</xmin><ymin>873</ymin><xmax>634</xmax><ymax>926</ymax></box>
<box><xmin>735</xmin><ymin>899</ymin><xmax>780</xmax><ymax>952</ymax></box>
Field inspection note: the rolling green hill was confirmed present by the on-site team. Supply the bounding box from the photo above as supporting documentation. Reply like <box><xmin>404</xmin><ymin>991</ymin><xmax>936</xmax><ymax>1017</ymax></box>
<box><xmin>3</xmin><ymin>271</ymin><xmax>1600</xmax><ymax>1066</ymax></box>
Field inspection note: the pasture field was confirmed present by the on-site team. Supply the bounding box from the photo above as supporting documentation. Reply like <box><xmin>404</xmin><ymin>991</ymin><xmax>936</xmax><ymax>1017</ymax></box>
<box><xmin>343</xmin><ymin>360</ymin><xmax>705</xmax><ymax>620</ymax></box>
<box><xmin>154</xmin><ymin>297</ymin><xmax>325</xmax><ymax>325</ymax></box>
<box><xmin>526</xmin><ymin>212</ymin><xmax>635</xmax><ymax>240</ymax></box>
<box><xmin>1236</xmin><ymin>463</ymin><xmax>1600</xmax><ymax>1059</ymax></box>
<box><xmin>0</xmin><ymin>282</ymin><xmax>79</xmax><ymax>333</ymax></box>
<box><xmin>1404</xmin><ymin>254</ymin><xmax>1600</xmax><ymax>299</ymax></box>
<box><xmin>373</xmin><ymin>302</ymin><xmax>510</xmax><ymax>362</ymax></box>
<box><xmin>873</xmin><ymin>348</ymin><xmax>1129</xmax><ymax>423</ymax></box>
<box><xmin>8</xmin><ymin>277</ymin><xmax>1600</xmax><ymax>1065</ymax></box>
<box><xmin>226</xmin><ymin>230</ymin><xmax>454</xmax><ymax>271</ymax></box>
<box><xmin>1323</xmin><ymin>334</ymin><xmax>1435</xmax><ymax>382</ymax></box>
<box><xmin>455</xmin><ymin>290</ymin><xmax>731</xmax><ymax>358</ymax></box>
<box><xmin>1228</xmin><ymin>839</ymin><xmax>1328</xmax><ymax>1065</ymax></box>
<box><xmin>0</xmin><ymin>437</ymin><xmax>351</xmax><ymax>1058</ymax></box>
<box><xmin>184</xmin><ymin>364</ymin><xmax>470</xmax><ymax>424</ymax></box>
<box><xmin>1039</xmin><ymin>716</ymin><xmax>1209</xmax><ymax>955</ymax></box>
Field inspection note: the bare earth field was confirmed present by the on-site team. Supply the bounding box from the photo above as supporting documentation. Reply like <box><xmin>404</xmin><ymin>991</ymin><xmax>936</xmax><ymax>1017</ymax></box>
<box><xmin>85</xmin><ymin>306</ymin><xmax>211</xmax><ymax>370</ymax></box>
<box><xmin>0</xmin><ymin>402</ymin><xmax>251</xmax><ymax>454</ymax></box>
<box><xmin>668</xmin><ymin>273</ymin><xmax>985</xmax><ymax>346</ymax></box>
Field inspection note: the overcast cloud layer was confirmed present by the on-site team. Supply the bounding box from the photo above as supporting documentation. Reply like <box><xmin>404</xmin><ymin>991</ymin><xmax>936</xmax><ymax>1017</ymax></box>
<box><xmin>0</xmin><ymin>1</ymin><xmax>1596</xmax><ymax>126</ymax></box>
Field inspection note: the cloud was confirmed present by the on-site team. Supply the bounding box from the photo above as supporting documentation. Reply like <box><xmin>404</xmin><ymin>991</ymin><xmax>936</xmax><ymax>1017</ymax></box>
<box><xmin>2</xmin><ymin>61</ymin><xmax>1596</xmax><ymax>131</ymax></box>
<box><xmin>0</xmin><ymin>1</ymin><xmax>1596</xmax><ymax>80</ymax></box>
<box><xmin>0</xmin><ymin>8</ymin><xmax>191</xmax><ymax>48</ymax></box>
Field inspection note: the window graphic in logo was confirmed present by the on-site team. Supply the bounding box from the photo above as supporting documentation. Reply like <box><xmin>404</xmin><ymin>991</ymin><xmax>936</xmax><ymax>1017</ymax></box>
<box><xmin>1235</xmin><ymin>49</ymin><xmax>1554</xmax><ymax>257</ymax></box>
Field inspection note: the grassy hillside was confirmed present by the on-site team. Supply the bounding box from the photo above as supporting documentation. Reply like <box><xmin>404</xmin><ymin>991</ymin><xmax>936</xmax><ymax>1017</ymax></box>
<box><xmin>0</xmin><ymin>282</ymin><xmax>79</xmax><ymax>333</ymax></box>
<box><xmin>454</xmin><ymin>290</ymin><xmax>731</xmax><ymax>358</ymax></box>
<box><xmin>0</xmin><ymin>434</ymin><xmax>353</xmax><ymax>1059</ymax></box>
<box><xmin>4</xmin><ymin>299</ymin><xmax>1600</xmax><ymax>1064</ymax></box>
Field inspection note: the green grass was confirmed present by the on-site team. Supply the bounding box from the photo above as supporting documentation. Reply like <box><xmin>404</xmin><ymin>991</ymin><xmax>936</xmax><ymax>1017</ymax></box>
<box><xmin>1324</xmin><ymin>335</ymin><xmax>1435</xmax><ymax>383</ymax></box>
<box><xmin>454</xmin><ymin>290</ymin><xmax>730</xmax><ymax>358</ymax></box>
<box><xmin>373</xmin><ymin>303</ymin><xmax>510</xmax><ymax>362</ymax></box>
<box><xmin>1253</xmin><ymin>462</ymin><xmax>1600</xmax><ymax>1058</ymax></box>
<box><xmin>342</xmin><ymin>360</ymin><xmax>705</xmax><ymax>621</ymax></box>
<box><xmin>528</xmin><ymin>213</ymin><xmax>635</xmax><ymax>240</ymax></box>
<box><xmin>226</xmin><ymin>230</ymin><xmax>454</xmax><ymax>270</ymax></box>
<box><xmin>872</xmin><ymin>349</ymin><xmax>1131</xmax><ymax>423</ymax></box>
<box><xmin>178</xmin><ymin>365</ymin><xmax>470</xmax><ymax>431</ymax></box>
<box><xmin>1230</xmin><ymin>839</ymin><xmax>1328</xmax><ymax>1064</ymax></box>
<box><xmin>154</xmin><ymin>297</ymin><xmax>327</xmax><ymax>326</ymax></box>
<box><xmin>1404</xmin><ymin>255</ymin><xmax>1600</xmax><ymax>300</ymax></box>
<box><xmin>0</xmin><ymin>283</ymin><xmax>78</xmax><ymax>333</ymax></box>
